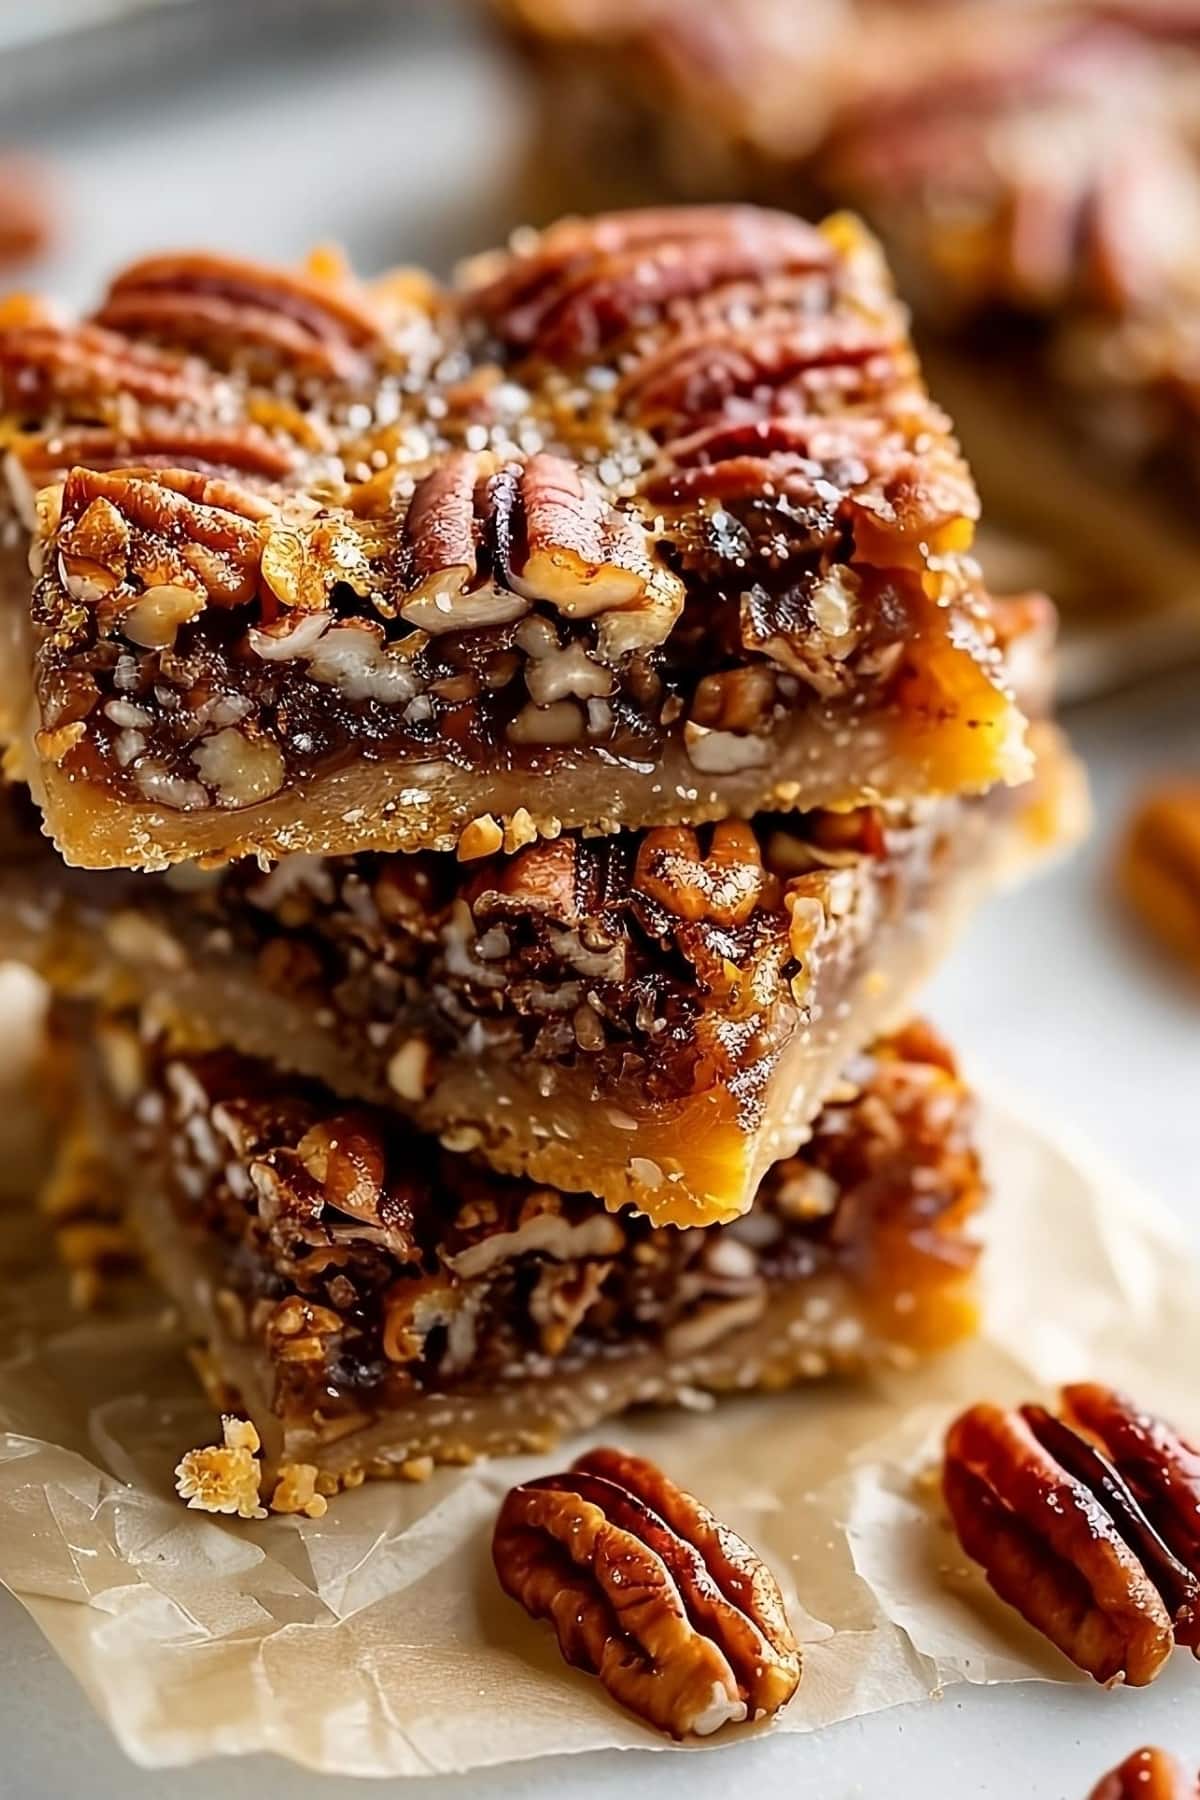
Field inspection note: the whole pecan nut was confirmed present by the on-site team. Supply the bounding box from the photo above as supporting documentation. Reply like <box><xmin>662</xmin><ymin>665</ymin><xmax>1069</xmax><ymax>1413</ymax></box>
<box><xmin>944</xmin><ymin>1385</ymin><xmax>1200</xmax><ymax>1685</ymax></box>
<box><xmin>1117</xmin><ymin>781</ymin><xmax>1200</xmax><ymax>980</ymax></box>
<box><xmin>493</xmin><ymin>1445</ymin><xmax>800</xmax><ymax>1737</ymax></box>
<box><xmin>1087</xmin><ymin>1747</ymin><xmax>1199</xmax><ymax>1800</ymax></box>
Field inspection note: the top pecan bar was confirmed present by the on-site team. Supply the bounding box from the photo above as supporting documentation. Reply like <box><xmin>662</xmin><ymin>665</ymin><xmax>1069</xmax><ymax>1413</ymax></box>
<box><xmin>6</xmin><ymin>209</ymin><xmax>1029</xmax><ymax>869</ymax></box>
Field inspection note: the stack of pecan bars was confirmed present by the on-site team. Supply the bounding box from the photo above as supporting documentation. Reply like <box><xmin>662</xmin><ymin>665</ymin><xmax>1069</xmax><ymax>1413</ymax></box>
<box><xmin>0</xmin><ymin>206</ymin><xmax>1080</xmax><ymax>1490</ymax></box>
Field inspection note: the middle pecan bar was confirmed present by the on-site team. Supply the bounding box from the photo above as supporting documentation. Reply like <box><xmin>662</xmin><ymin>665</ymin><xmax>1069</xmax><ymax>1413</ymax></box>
<box><xmin>0</xmin><ymin>739</ymin><xmax>1074</xmax><ymax>1225</ymax></box>
<box><xmin>3</xmin><ymin>208</ymin><xmax>1030</xmax><ymax>869</ymax></box>
<box><xmin>81</xmin><ymin>1015</ymin><xmax>983</xmax><ymax>1484</ymax></box>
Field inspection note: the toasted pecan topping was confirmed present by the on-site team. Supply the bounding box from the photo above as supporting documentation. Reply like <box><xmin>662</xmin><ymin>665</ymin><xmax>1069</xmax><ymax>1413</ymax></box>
<box><xmin>401</xmin><ymin>449</ymin><xmax>682</xmax><ymax>643</ymax></box>
<box><xmin>944</xmin><ymin>1386</ymin><xmax>1200</xmax><ymax>1684</ymax></box>
<box><xmin>93</xmin><ymin>250</ymin><xmax>387</xmax><ymax>379</ymax></box>
<box><xmin>493</xmin><ymin>1445</ymin><xmax>800</xmax><ymax>1736</ymax></box>
<box><xmin>1088</xmin><ymin>1747</ymin><xmax>1198</xmax><ymax>1800</ymax></box>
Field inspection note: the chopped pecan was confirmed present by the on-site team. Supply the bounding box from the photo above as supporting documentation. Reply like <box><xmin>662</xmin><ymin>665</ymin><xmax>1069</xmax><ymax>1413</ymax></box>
<box><xmin>944</xmin><ymin>1387</ymin><xmax>1200</xmax><ymax>1684</ymax></box>
<box><xmin>1117</xmin><ymin>781</ymin><xmax>1200</xmax><ymax>979</ymax></box>
<box><xmin>635</xmin><ymin>821</ymin><xmax>773</xmax><ymax>927</ymax></box>
<box><xmin>462</xmin><ymin>205</ymin><xmax>834</xmax><ymax>361</ymax></box>
<box><xmin>93</xmin><ymin>250</ymin><xmax>387</xmax><ymax>379</ymax></box>
<box><xmin>1088</xmin><ymin>1747</ymin><xmax>1198</xmax><ymax>1800</ymax></box>
<box><xmin>493</xmin><ymin>1445</ymin><xmax>800</xmax><ymax>1737</ymax></box>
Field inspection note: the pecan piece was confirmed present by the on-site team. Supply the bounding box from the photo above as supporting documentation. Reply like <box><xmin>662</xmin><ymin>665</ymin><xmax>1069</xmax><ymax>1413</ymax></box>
<box><xmin>622</xmin><ymin>317</ymin><xmax>898</xmax><ymax>440</ymax></box>
<box><xmin>1088</xmin><ymin>1748</ymin><xmax>1198</xmax><ymax>1800</ymax></box>
<box><xmin>399</xmin><ymin>452</ymin><xmax>530</xmax><ymax>634</ymax></box>
<box><xmin>1117</xmin><ymin>781</ymin><xmax>1200</xmax><ymax>980</ymax></box>
<box><xmin>493</xmin><ymin>1446</ymin><xmax>800</xmax><ymax>1737</ymax></box>
<box><xmin>93</xmin><ymin>250</ymin><xmax>386</xmax><ymax>379</ymax></box>
<box><xmin>944</xmin><ymin>1388</ymin><xmax>1200</xmax><ymax>1684</ymax></box>
<box><xmin>54</xmin><ymin>465</ymin><xmax>271</xmax><ymax>612</ymax></box>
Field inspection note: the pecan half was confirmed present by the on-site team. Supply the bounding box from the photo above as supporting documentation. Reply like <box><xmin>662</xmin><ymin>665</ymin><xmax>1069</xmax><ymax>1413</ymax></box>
<box><xmin>493</xmin><ymin>1445</ymin><xmax>800</xmax><ymax>1737</ymax></box>
<box><xmin>1088</xmin><ymin>1747</ymin><xmax>1199</xmax><ymax>1800</ymax></box>
<box><xmin>622</xmin><ymin>317</ymin><xmax>899</xmax><ymax>441</ymax></box>
<box><xmin>0</xmin><ymin>319</ymin><xmax>217</xmax><ymax>414</ymax></box>
<box><xmin>399</xmin><ymin>452</ymin><xmax>530</xmax><ymax>634</ymax></box>
<box><xmin>93</xmin><ymin>250</ymin><xmax>386</xmax><ymax>379</ymax></box>
<box><xmin>944</xmin><ymin>1387</ymin><xmax>1200</xmax><ymax>1684</ymax></box>
<box><xmin>7</xmin><ymin>422</ymin><xmax>298</xmax><ymax>530</ymax></box>
<box><xmin>462</xmin><ymin>206</ymin><xmax>834</xmax><ymax>361</ymax></box>
<box><xmin>1117</xmin><ymin>781</ymin><xmax>1200</xmax><ymax>980</ymax></box>
<box><xmin>401</xmin><ymin>450</ymin><xmax>683</xmax><ymax>651</ymax></box>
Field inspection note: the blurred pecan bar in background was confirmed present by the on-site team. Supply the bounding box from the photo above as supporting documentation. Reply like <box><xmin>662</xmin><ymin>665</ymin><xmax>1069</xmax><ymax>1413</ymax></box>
<box><xmin>81</xmin><ymin>1013</ymin><xmax>982</xmax><ymax>1483</ymax></box>
<box><xmin>499</xmin><ymin>1</ymin><xmax>1200</xmax><ymax>666</ymax></box>
<box><xmin>1</xmin><ymin>208</ymin><xmax>1032</xmax><ymax>869</ymax></box>
<box><xmin>0</xmin><ymin>720</ymin><xmax>1079</xmax><ymax>1224</ymax></box>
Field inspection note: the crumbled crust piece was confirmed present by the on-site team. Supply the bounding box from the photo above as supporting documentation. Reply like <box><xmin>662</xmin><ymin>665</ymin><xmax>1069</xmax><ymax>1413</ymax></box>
<box><xmin>174</xmin><ymin>1414</ymin><xmax>267</xmax><ymax>1520</ymax></box>
<box><xmin>4</xmin><ymin>207</ymin><xmax>1030</xmax><ymax>869</ymax></box>
<box><xmin>943</xmin><ymin>1384</ymin><xmax>1200</xmax><ymax>1685</ymax></box>
<box><xmin>493</xmin><ymin>1445</ymin><xmax>800</xmax><ymax>1736</ymax></box>
<box><xmin>269</xmin><ymin>1462</ymin><xmax>328</xmax><ymax>1519</ymax></box>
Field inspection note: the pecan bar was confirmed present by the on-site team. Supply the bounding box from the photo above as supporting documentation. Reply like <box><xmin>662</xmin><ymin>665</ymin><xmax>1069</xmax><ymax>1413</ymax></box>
<box><xmin>0</xmin><ymin>210</ymin><xmax>1031</xmax><ymax>869</ymax></box>
<box><xmin>501</xmin><ymin>3</ymin><xmax>1200</xmax><ymax>649</ymax></box>
<box><xmin>83</xmin><ymin>1015</ymin><xmax>983</xmax><ymax>1482</ymax></box>
<box><xmin>0</xmin><ymin>723</ymin><xmax>1080</xmax><ymax>1225</ymax></box>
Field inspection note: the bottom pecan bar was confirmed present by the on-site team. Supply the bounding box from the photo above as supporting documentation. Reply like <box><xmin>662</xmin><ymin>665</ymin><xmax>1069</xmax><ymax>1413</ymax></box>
<box><xmin>72</xmin><ymin>1010</ymin><xmax>983</xmax><ymax>1484</ymax></box>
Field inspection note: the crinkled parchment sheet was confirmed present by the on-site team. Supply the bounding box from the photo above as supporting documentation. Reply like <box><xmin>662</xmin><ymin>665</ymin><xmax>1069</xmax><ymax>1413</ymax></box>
<box><xmin>0</xmin><ymin>971</ymin><xmax>1195</xmax><ymax>1776</ymax></box>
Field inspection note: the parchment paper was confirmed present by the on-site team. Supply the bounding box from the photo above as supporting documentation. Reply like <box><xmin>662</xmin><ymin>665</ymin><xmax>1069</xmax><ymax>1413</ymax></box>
<box><xmin>0</xmin><ymin>979</ymin><xmax>1194</xmax><ymax>1776</ymax></box>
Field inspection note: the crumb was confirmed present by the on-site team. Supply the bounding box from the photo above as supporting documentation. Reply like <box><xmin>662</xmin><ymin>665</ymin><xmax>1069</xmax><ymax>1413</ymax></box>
<box><xmin>174</xmin><ymin>1414</ymin><xmax>266</xmax><ymax>1520</ymax></box>
<box><xmin>269</xmin><ymin>1462</ymin><xmax>328</xmax><ymax>1519</ymax></box>
<box><xmin>399</xmin><ymin>1455</ymin><xmax>435</xmax><ymax>1482</ymax></box>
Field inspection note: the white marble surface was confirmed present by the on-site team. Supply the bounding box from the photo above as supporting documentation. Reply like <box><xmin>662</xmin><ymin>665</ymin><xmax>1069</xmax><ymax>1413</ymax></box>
<box><xmin>1</xmin><ymin>5</ymin><xmax>1198</xmax><ymax>1793</ymax></box>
